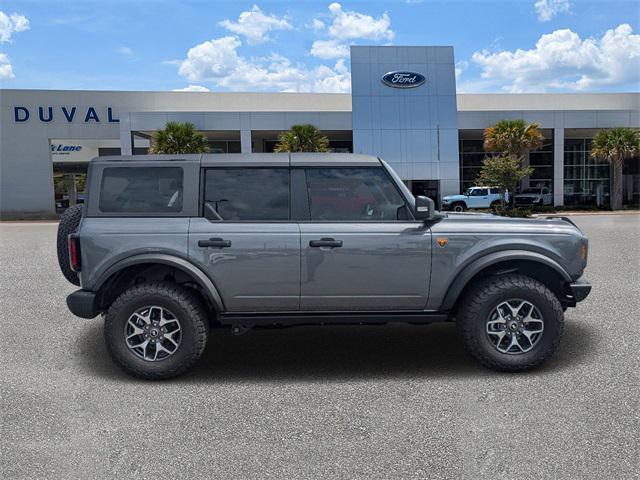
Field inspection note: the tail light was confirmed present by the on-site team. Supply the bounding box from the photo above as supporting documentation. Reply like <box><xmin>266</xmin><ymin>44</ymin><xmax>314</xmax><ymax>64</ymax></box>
<box><xmin>68</xmin><ymin>234</ymin><xmax>81</xmax><ymax>272</ymax></box>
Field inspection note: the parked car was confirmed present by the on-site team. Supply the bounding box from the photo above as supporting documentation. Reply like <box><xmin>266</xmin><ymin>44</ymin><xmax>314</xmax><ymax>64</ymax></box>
<box><xmin>515</xmin><ymin>187</ymin><xmax>553</xmax><ymax>206</ymax></box>
<box><xmin>57</xmin><ymin>154</ymin><xmax>590</xmax><ymax>379</ymax></box>
<box><xmin>441</xmin><ymin>187</ymin><xmax>507</xmax><ymax>211</ymax></box>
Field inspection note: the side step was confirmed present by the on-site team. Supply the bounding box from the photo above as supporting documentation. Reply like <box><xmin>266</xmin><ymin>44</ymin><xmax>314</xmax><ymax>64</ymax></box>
<box><xmin>219</xmin><ymin>311</ymin><xmax>449</xmax><ymax>327</ymax></box>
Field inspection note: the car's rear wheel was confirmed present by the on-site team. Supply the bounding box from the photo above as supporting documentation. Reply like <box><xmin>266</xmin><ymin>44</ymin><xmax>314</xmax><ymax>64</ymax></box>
<box><xmin>104</xmin><ymin>282</ymin><xmax>209</xmax><ymax>380</ymax></box>
<box><xmin>451</xmin><ymin>202</ymin><xmax>466</xmax><ymax>212</ymax></box>
<box><xmin>456</xmin><ymin>274</ymin><xmax>564</xmax><ymax>372</ymax></box>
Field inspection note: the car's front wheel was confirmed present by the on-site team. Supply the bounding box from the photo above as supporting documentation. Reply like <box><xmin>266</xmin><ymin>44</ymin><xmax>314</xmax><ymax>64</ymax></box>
<box><xmin>456</xmin><ymin>274</ymin><xmax>564</xmax><ymax>372</ymax></box>
<box><xmin>104</xmin><ymin>282</ymin><xmax>210</xmax><ymax>380</ymax></box>
<box><xmin>451</xmin><ymin>201</ymin><xmax>467</xmax><ymax>212</ymax></box>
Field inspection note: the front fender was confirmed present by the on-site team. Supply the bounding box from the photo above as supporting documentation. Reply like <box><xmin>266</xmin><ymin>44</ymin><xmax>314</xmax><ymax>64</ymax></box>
<box><xmin>437</xmin><ymin>250</ymin><xmax>572</xmax><ymax>311</ymax></box>
<box><xmin>94</xmin><ymin>253</ymin><xmax>225</xmax><ymax>312</ymax></box>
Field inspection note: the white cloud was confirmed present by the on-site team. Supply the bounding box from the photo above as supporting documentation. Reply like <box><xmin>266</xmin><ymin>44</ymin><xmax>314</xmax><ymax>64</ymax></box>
<box><xmin>0</xmin><ymin>52</ymin><xmax>14</xmax><ymax>79</ymax></box>
<box><xmin>325</xmin><ymin>3</ymin><xmax>393</xmax><ymax>41</ymax></box>
<box><xmin>177</xmin><ymin>36</ymin><xmax>350</xmax><ymax>93</ymax></box>
<box><xmin>310</xmin><ymin>39</ymin><xmax>350</xmax><ymax>59</ymax></box>
<box><xmin>471</xmin><ymin>24</ymin><xmax>640</xmax><ymax>92</ymax></box>
<box><xmin>534</xmin><ymin>0</ymin><xmax>571</xmax><ymax>22</ymax></box>
<box><xmin>219</xmin><ymin>5</ymin><xmax>291</xmax><ymax>45</ymax></box>
<box><xmin>118</xmin><ymin>46</ymin><xmax>134</xmax><ymax>56</ymax></box>
<box><xmin>173</xmin><ymin>85</ymin><xmax>211</xmax><ymax>92</ymax></box>
<box><xmin>0</xmin><ymin>11</ymin><xmax>29</xmax><ymax>43</ymax></box>
<box><xmin>308</xmin><ymin>3</ymin><xmax>393</xmax><ymax>59</ymax></box>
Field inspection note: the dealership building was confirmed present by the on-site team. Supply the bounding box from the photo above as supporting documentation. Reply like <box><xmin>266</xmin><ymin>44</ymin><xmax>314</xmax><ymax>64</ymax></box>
<box><xmin>1</xmin><ymin>45</ymin><xmax>638</xmax><ymax>218</ymax></box>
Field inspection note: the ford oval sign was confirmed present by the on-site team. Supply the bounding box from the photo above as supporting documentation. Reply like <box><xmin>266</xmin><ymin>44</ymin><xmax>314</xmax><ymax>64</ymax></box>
<box><xmin>381</xmin><ymin>71</ymin><xmax>426</xmax><ymax>89</ymax></box>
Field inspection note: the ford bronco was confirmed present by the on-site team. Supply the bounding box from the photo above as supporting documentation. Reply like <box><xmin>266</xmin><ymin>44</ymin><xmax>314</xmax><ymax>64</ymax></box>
<box><xmin>58</xmin><ymin>153</ymin><xmax>591</xmax><ymax>379</ymax></box>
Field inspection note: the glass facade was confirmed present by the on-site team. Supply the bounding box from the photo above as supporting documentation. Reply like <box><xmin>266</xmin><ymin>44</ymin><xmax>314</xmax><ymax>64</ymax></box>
<box><xmin>563</xmin><ymin>139</ymin><xmax>610</xmax><ymax>206</ymax></box>
<box><xmin>459</xmin><ymin>137</ymin><xmax>553</xmax><ymax>194</ymax></box>
<box><xmin>528</xmin><ymin>139</ymin><xmax>553</xmax><ymax>190</ymax></box>
<box><xmin>458</xmin><ymin>139</ymin><xmax>497</xmax><ymax>193</ymax></box>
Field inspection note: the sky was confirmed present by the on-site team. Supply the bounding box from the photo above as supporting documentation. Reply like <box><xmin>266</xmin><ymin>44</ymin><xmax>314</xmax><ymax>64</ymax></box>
<box><xmin>0</xmin><ymin>0</ymin><xmax>638</xmax><ymax>93</ymax></box>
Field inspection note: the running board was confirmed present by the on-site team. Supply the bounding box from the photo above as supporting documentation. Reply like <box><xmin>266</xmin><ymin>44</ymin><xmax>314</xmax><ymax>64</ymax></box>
<box><xmin>219</xmin><ymin>311</ymin><xmax>449</xmax><ymax>327</ymax></box>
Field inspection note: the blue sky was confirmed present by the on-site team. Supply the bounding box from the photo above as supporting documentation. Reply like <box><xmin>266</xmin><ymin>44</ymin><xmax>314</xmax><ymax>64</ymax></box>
<box><xmin>1</xmin><ymin>0</ymin><xmax>638</xmax><ymax>93</ymax></box>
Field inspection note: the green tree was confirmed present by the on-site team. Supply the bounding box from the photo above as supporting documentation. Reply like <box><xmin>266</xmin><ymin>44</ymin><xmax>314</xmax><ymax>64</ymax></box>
<box><xmin>149</xmin><ymin>122</ymin><xmax>209</xmax><ymax>154</ymax></box>
<box><xmin>476</xmin><ymin>155</ymin><xmax>534</xmax><ymax>209</ymax></box>
<box><xmin>590</xmin><ymin>128</ymin><xmax>640</xmax><ymax>210</ymax></box>
<box><xmin>482</xmin><ymin>119</ymin><xmax>544</xmax><ymax>208</ymax></box>
<box><xmin>274</xmin><ymin>124</ymin><xmax>330</xmax><ymax>153</ymax></box>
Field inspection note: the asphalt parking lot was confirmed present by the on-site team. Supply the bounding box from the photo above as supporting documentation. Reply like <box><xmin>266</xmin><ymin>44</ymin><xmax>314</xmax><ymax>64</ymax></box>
<box><xmin>1</xmin><ymin>214</ymin><xmax>639</xmax><ymax>479</ymax></box>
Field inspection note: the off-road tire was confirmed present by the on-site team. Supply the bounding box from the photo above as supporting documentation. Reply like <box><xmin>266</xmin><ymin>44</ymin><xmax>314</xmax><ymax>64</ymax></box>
<box><xmin>456</xmin><ymin>274</ymin><xmax>564</xmax><ymax>372</ymax></box>
<box><xmin>451</xmin><ymin>202</ymin><xmax>467</xmax><ymax>212</ymax></box>
<box><xmin>104</xmin><ymin>282</ymin><xmax>210</xmax><ymax>380</ymax></box>
<box><xmin>56</xmin><ymin>204</ymin><xmax>83</xmax><ymax>286</ymax></box>
<box><xmin>490</xmin><ymin>200</ymin><xmax>500</xmax><ymax>210</ymax></box>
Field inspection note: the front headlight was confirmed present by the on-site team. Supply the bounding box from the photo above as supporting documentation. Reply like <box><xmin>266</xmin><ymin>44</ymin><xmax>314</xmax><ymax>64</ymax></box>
<box><xmin>442</xmin><ymin>198</ymin><xmax>450</xmax><ymax>204</ymax></box>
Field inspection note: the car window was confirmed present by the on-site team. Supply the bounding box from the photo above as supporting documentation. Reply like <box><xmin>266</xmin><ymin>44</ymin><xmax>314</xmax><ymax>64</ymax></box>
<box><xmin>204</xmin><ymin>168</ymin><xmax>289</xmax><ymax>221</ymax></box>
<box><xmin>99</xmin><ymin>167</ymin><xmax>183</xmax><ymax>213</ymax></box>
<box><xmin>469</xmin><ymin>188</ymin><xmax>487</xmax><ymax>196</ymax></box>
<box><xmin>305</xmin><ymin>167</ymin><xmax>407</xmax><ymax>221</ymax></box>
<box><xmin>543</xmin><ymin>188</ymin><xmax>549</xmax><ymax>194</ymax></box>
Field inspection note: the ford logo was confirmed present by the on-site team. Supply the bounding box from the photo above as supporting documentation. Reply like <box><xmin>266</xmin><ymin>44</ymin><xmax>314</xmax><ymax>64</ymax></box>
<box><xmin>381</xmin><ymin>71</ymin><xmax>426</xmax><ymax>89</ymax></box>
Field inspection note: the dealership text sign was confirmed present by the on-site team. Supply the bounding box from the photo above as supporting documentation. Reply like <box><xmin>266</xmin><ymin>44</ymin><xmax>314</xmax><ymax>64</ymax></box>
<box><xmin>381</xmin><ymin>71</ymin><xmax>426</xmax><ymax>88</ymax></box>
<box><xmin>14</xmin><ymin>106</ymin><xmax>119</xmax><ymax>123</ymax></box>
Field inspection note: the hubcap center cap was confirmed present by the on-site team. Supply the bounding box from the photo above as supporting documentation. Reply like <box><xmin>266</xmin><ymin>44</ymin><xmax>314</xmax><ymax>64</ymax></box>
<box><xmin>150</xmin><ymin>328</ymin><xmax>160</xmax><ymax>337</ymax></box>
<box><xmin>508</xmin><ymin>321</ymin><xmax>519</xmax><ymax>331</ymax></box>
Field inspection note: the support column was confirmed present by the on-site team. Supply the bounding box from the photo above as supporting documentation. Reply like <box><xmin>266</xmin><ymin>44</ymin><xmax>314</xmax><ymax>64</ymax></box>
<box><xmin>240</xmin><ymin>130</ymin><xmax>252</xmax><ymax>153</ymax></box>
<box><xmin>553</xmin><ymin>127</ymin><xmax>564</xmax><ymax>206</ymax></box>
<box><xmin>119</xmin><ymin>115</ymin><xmax>133</xmax><ymax>156</ymax></box>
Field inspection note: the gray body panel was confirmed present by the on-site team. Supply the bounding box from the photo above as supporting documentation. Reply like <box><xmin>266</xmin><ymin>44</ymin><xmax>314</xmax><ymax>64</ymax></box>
<box><xmin>188</xmin><ymin>219</ymin><xmax>301</xmax><ymax>312</ymax></box>
<box><xmin>299</xmin><ymin>222</ymin><xmax>432</xmax><ymax>310</ymax></box>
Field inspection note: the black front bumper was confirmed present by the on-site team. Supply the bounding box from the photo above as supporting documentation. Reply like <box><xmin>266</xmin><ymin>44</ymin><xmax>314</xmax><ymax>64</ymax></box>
<box><xmin>67</xmin><ymin>289</ymin><xmax>100</xmax><ymax>319</ymax></box>
<box><xmin>565</xmin><ymin>276</ymin><xmax>592</xmax><ymax>306</ymax></box>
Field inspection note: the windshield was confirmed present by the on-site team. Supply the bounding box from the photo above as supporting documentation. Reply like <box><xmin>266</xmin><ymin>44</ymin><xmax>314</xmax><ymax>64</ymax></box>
<box><xmin>521</xmin><ymin>188</ymin><xmax>540</xmax><ymax>194</ymax></box>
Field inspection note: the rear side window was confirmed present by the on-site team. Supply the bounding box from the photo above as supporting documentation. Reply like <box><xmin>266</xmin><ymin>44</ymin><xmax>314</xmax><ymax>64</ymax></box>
<box><xmin>204</xmin><ymin>168</ymin><xmax>290</xmax><ymax>221</ymax></box>
<box><xmin>99</xmin><ymin>167</ymin><xmax>183</xmax><ymax>213</ymax></box>
<box><xmin>305</xmin><ymin>167</ymin><xmax>407</xmax><ymax>221</ymax></box>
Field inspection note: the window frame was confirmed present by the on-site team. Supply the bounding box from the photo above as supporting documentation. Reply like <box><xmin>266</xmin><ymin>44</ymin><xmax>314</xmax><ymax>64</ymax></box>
<box><xmin>296</xmin><ymin>166</ymin><xmax>417</xmax><ymax>223</ymax></box>
<box><xmin>201</xmin><ymin>166</ymin><xmax>293</xmax><ymax>223</ymax></box>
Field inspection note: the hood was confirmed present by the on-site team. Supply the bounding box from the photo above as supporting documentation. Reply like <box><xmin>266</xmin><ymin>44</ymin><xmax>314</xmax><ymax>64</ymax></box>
<box><xmin>439</xmin><ymin>211</ymin><xmax>582</xmax><ymax>234</ymax></box>
<box><xmin>442</xmin><ymin>194</ymin><xmax>466</xmax><ymax>201</ymax></box>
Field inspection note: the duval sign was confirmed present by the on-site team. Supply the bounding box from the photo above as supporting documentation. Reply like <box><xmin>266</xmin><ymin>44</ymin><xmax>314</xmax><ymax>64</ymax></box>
<box><xmin>381</xmin><ymin>71</ymin><xmax>426</xmax><ymax>88</ymax></box>
<box><xmin>14</xmin><ymin>106</ymin><xmax>119</xmax><ymax>123</ymax></box>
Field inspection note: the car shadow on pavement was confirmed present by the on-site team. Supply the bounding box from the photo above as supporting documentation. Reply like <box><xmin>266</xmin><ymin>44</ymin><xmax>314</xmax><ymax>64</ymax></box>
<box><xmin>76</xmin><ymin>319</ymin><xmax>596</xmax><ymax>383</ymax></box>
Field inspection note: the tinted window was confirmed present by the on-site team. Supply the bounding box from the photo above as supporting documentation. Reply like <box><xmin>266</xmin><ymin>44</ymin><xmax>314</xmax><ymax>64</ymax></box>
<box><xmin>305</xmin><ymin>167</ymin><xmax>407</xmax><ymax>221</ymax></box>
<box><xmin>100</xmin><ymin>167</ymin><xmax>183</xmax><ymax>213</ymax></box>
<box><xmin>204</xmin><ymin>168</ymin><xmax>289</xmax><ymax>221</ymax></box>
<box><xmin>469</xmin><ymin>188</ymin><xmax>488</xmax><ymax>196</ymax></box>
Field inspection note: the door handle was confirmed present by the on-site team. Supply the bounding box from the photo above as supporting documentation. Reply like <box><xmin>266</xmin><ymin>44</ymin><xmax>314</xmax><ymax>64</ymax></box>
<box><xmin>309</xmin><ymin>238</ymin><xmax>343</xmax><ymax>248</ymax></box>
<box><xmin>198</xmin><ymin>237</ymin><xmax>232</xmax><ymax>248</ymax></box>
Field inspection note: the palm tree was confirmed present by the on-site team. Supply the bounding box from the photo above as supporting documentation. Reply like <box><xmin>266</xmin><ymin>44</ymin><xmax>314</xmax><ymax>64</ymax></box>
<box><xmin>149</xmin><ymin>122</ymin><xmax>209</xmax><ymax>154</ymax></box>
<box><xmin>274</xmin><ymin>124</ymin><xmax>330</xmax><ymax>153</ymax></box>
<box><xmin>591</xmin><ymin>128</ymin><xmax>640</xmax><ymax>210</ymax></box>
<box><xmin>483</xmin><ymin>119</ymin><xmax>545</xmax><ymax>208</ymax></box>
<box><xmin>484</xmin><ymin>119</ymin><xmax>545</xmax><ymax>158</ymax></box>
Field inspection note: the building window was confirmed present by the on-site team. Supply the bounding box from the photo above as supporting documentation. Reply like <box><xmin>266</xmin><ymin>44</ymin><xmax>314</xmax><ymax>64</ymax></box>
<box><xmin>208</xmin><ymin>140</ymin><xmax>241</xmax><ymax>154</ymax></box>
<box><xmin>528</xmin><ymin>138</ymin><xmax>553</xmax><ymax>190</ymax></box>
<box><xmin>563</xmin><ymin>138</ymin><xmax>610</xmax><ymax>206</ymax></box>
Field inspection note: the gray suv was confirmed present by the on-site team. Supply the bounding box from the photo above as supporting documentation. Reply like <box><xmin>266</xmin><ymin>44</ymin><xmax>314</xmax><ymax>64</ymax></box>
<box><xmin>58</xmin><ymin>153</ymin><xmax>591</xmax><ymax>379</ymax></box>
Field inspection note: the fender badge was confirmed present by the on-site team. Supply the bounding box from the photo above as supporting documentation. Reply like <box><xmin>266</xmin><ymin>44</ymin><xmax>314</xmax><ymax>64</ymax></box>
<box><xmin>436</xmin><ymin>238</ymin><xmax>449</xmax><ymax>247</ymax></box>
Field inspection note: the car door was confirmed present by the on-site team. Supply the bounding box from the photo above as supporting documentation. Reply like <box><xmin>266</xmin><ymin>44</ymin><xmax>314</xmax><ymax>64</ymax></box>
<box><xmin>469</xmin><ymin>188</ymin><xmax>489</xmax><ymax>208</ymax></box>
<box><xmin>188</xmin><ymin>165</ymin><xmax>300</xmax><ymax>312</ymax></box>
<box><xmin>297</xmin><ymin>166</ymin><xmax>432</xmax><ymax>311</ymax></box>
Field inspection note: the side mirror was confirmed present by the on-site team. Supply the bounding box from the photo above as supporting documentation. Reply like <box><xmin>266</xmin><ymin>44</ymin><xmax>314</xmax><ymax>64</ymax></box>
<box><xmin>413</xmin><ymin>195</ymin><xmax>435</xmax><ymax>221</ymax></box>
